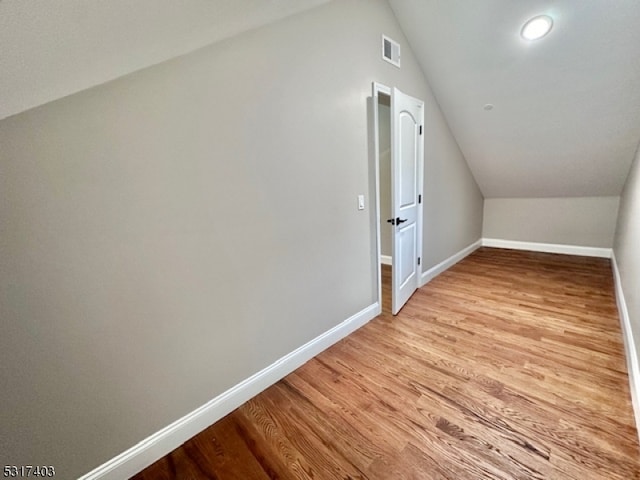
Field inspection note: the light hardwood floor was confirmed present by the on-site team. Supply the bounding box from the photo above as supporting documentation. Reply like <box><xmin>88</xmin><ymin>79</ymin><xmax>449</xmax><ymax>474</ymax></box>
<box><xmin>132</xmin><ymin>247</ymin><xmax>640</xmax><ymax>479</ymax></box>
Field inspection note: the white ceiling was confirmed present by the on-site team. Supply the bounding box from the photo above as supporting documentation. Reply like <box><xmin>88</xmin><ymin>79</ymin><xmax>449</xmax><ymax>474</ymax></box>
<box><xmin>389</xmin><ymin>0</ymin><xmax>640</xmax><ymax>197</ymax></box>
<box><xmin>0</xmin><ymin>0</ymin><xmax>329</xmax><ymax>121</ymax></box>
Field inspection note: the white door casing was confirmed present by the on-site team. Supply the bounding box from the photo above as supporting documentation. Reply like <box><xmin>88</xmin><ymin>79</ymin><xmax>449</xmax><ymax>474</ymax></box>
<box><xmin>391</xmin><ymin>87</ymin><xmax>424</xmax><ymax>315</ymax></box>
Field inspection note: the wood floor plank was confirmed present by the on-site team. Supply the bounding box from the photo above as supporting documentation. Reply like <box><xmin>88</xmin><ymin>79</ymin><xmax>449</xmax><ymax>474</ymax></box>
<box><xmin>132</xmin><ymin>248</ymin><xmax>640</xmax><ymax>479</ymax></box>
<box><xmin>180</xmin><ymin>415</ymin><xmax>271</xmax><ymax>480</ymax></box>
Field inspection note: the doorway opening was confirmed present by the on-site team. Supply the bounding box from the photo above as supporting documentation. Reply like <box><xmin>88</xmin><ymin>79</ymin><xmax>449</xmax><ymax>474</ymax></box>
<box><xmin>372</xmin><ymin>83</ymin><xmax>424</xmax><ymax>316</ymax></box>
<box><xmin>377</xmin><ymin>91</ymin><xmax>393</xmax><ymax>314</ymax></box>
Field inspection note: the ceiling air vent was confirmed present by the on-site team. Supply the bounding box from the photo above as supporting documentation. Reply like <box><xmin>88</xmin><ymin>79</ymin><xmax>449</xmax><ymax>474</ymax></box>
<box><xmin>382</xmin><ymin>35</ymin><xmax>400</xmax><ymax>68</ymax></box>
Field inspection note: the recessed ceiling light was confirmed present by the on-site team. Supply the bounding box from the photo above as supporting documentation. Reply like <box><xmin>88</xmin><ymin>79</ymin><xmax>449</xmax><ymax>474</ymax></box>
<box><xmin>521</xmin><ymin>15</ymin><xmax>553</xmax><ymax>41</ymax></box>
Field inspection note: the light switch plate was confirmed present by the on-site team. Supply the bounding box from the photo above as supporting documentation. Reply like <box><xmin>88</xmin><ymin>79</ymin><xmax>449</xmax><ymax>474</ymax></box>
<box><xmin>358</xmin><ymin>194</ymin><xmax>365</xmax><ymax>210</ymax></box>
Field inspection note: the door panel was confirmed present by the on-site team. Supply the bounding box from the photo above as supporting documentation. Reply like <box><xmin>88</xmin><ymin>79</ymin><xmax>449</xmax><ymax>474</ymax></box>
<box><xmin>398</xmin><ymin>223</ymin><xmax>416</xmax><ymax>289</ymax></box>
<box><xmin>399</xmin><ymin>113</ymin><xmax>417</xmax><ymax>207</ymax></box>
<box><xmin>391</xmin><ymin>87</ymin><xmax>424</xmax><ymax>315</ymax></box>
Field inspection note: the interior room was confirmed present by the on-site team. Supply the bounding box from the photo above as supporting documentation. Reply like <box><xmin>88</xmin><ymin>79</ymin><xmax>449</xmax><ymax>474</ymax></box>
<box><xmin>1</xmin><ymin>1</ymin><xmax>639</xmax><ymax>478</ymax></box>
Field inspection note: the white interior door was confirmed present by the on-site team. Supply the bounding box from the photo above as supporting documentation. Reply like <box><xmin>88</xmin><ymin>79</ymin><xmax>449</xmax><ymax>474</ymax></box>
<box><xmin>391</xmin><ymin>87</ymin><xmax>423</xmax><ymax>315</ymax></box>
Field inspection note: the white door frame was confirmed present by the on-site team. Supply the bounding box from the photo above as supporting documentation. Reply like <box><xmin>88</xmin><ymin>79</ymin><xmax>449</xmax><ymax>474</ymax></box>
<box><xmin>371</xmin><ymin>82</ymin><xmax>424</xmax><ymax>313</ymax></box>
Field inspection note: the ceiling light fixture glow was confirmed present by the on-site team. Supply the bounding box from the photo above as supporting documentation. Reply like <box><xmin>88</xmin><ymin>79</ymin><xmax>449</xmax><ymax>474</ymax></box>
<box><xmin>521</xmin><ymin>15</ymin><xmax>553</xmax><ymax>40</ymax></box>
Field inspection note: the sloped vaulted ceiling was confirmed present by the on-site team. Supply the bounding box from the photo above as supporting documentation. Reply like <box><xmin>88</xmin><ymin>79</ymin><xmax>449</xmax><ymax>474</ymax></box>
<box><xmin>389</xmin><ymin>0</ymin><xmax>640</xmax><ymax>198</ymax></box>
<box><xmin>0</xmin><ymin>0</ymin><xmax>330</xmax><ymax>121</ymax></box>
<box><xmin>3</xmin><ymin>0</ymin><xmax>639</xmax><ymax>200</ymax></box>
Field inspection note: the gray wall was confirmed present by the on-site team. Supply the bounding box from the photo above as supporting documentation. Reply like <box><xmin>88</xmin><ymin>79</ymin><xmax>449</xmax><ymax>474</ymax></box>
<box><xmin>0</xmin><ymin>0</ymin><xmax>483</xmax><ymax>477</ymax></box>
<box><xmin>421</xmin><ymin>103</ymin><xmax>483</xmax><ymax>267</ymax></box>
<box><xmin>614</xmin><ymin>143</ymin><xmax>640</xmax><ymax>382</ymax></box>
<box><xmin>483</xmin><ymin>197</ymin><xmax>620</xmax><ymax>248</ymax></box>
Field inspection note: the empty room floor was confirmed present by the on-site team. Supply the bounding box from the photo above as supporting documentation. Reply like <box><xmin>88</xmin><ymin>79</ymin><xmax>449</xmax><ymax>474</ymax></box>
<box><xmin>132</xmin><ymin>247</ymin><xmax>640</xmax><ymax>479</ymax></box>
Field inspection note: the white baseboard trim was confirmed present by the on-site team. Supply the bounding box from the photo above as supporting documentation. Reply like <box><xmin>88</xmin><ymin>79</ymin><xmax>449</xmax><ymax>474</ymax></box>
<box><xmin>420</xmin><ymin>239</ymin><xmax>482</xmax><ymax>286</ymax></box>
<box><xmin>611</xmin><ymin>253</ymin><xmax>640</xmax><ymax>439</ymax></box>
<box><xmin>482</xmin><ymin>238</ymin><xmax>612</xmax><ymax>258</ymax></box>
<box><xmin>79</xmin><ymin>302</ymin><xmax>380</xmax><ymax>480</ymax></box>
<box><xmin>380</xmin><ymin>255</ymin><xmax>392</xmax><ymax>266</ymax></box>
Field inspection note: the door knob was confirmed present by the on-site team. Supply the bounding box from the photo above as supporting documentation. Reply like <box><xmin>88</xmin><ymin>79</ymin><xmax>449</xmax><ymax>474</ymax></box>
<box><xmin>387</xmin><ymin>217</ymin><xmax>408</xmax><ymax>225</ymax></box>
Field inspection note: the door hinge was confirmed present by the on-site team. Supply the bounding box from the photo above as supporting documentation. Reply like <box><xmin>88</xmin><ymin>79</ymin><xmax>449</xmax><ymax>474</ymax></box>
<box><xmin>418</xmin><ymin>257</ymin><xmax>421</xmax><ymax>266</ymax></box>
<box><xmin>419</xmin><ymin>125</ymin><xmax>423</xmax><ymax>135</ymax></box>
<box><xmin>418</xmin><ymin>194</ymin><xmax>422</xmax><ymax>204</ymax></box>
